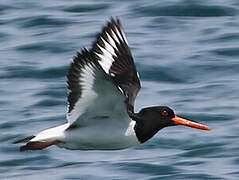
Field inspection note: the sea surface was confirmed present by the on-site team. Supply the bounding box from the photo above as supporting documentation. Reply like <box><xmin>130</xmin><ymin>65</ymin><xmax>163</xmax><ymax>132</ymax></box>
<box><xmin>0</xmin><ymin>0</ymin><xmax>239</xmax><ymax>179</ymax></box>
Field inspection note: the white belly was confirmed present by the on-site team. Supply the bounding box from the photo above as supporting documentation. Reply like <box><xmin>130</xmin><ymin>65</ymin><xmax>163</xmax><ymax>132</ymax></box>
<box><xmin>59</xmin><ymin>121</ymin><xmax>139</xmax><ymax>150</ymax></box>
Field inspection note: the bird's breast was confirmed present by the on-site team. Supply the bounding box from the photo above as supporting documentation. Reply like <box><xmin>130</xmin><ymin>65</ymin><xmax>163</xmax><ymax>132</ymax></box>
<box><xmin>61</xmin><ymin>120</ymin><xmax>139</xmax><ymax>150</ymax></box>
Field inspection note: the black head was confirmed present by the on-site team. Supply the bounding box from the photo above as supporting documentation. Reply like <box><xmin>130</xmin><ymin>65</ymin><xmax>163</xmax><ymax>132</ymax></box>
<box><xmin>133</xmin><ymin>106</ymin><xmax>175</xmax><ymax>143</ymax></box>
<box><xmin>132</xmin><ymin>106</ymin><xmax>211</xmax><ymax>143</ymax></box>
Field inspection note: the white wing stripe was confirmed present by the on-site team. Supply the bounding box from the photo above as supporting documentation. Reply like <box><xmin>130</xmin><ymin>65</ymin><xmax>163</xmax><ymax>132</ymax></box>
<box><xmin>115</xmin><ymin>28</ymin><xmax>124</xmax><ymax>42</ymax></box>
<box><xmin>95</xmin><ymin>52</ymin><xmax>113</xmax><ymax>73</ymax></box>
<box><xmin>67</xmin><ymin>63</ymin><xmax>98</xmax><ymax>124</ymax></box>
<box><xmin>119</xmin><ymin>27</ymin><xmax>129</xmax><ymax>45</ymax></box>
<box><xmin>97</xmin><ymin>44</ymin><xmax>114</xmax><ymax>63</ymax></box>
<box><xmin>111</xmin><ymin>30</ymin><xmax>120</xmax><ymax>44</ymax></box>
<box><xmin>106</xmin><ymin>32</ymin><xmax>117</xmax><ymax>49</ymax></box>
<box><xmin>101</xmin><ymin>37</ymin><xmax>116</xmax><ymax>56</ymax></box>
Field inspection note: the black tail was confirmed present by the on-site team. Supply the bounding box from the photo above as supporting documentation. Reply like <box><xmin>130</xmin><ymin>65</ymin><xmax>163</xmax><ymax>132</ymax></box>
<box><xmin>20</xmin><ymin>140</ymin><xmax>61</xmax><ymax>152</ymax></box>
<box><xmin>13</xmin><ymin>136</ymin><xmax>35</xmax><ymax>144</ymax></box>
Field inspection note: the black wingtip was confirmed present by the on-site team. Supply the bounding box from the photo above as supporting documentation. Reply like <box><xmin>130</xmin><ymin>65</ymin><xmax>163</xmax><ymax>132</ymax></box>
<box><xmin>109</xmin><ymin>16</ymin><xmax>119</xmax><ymax>23</ymax></box>
<box><xmin>13</xmin><ymin>136</ymin><xmax>35</xmax><ymax>144</ymax></box>
<box><xmin>92</xmin><ymin>17</ymin><xmax>122</xmax><ymax>52</ymax></box>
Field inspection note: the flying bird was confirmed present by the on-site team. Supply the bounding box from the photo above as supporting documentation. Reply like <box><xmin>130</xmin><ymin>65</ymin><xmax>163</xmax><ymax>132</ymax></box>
<box><xmin>14</xmin><ymin>18</ymin><xmax>211</xmax><ymax>151</ymax></box>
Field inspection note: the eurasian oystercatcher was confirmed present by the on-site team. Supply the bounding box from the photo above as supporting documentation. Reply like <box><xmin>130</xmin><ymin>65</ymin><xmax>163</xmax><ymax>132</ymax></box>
<box><xmin>14</xmin><ymin>18</ymin><xmax>210</xmax><ymax>151</ymax></box>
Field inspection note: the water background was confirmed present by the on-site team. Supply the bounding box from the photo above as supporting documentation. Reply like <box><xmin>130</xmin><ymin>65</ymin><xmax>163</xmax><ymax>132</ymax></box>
<box><xmin>1</xmin><ymin>0</ymin><xmax>239</xmax><ymax>179</ymax></box>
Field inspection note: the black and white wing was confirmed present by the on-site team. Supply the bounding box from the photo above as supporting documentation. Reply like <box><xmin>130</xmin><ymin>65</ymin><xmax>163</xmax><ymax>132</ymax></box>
<box><xmin>67</xmin><ymin>49</ymin><xmax>126</xmax><ymax>126</ymax></box>
<box><xmin>66</xmin><ymin>18</ymin><xmax>141</xmax><ymax>126</ymax></box>
<box><xmin>92</xmin><ymin>18</ymin><xmax>141</xmax><ymax>114</ymax></box>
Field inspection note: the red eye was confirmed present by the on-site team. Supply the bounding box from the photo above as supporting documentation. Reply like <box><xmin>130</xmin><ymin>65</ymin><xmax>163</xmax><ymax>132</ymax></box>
<box><xmin>162</xmin><ymin>110</ymin><xmax>168</xmax><ymax>116</ymax></box>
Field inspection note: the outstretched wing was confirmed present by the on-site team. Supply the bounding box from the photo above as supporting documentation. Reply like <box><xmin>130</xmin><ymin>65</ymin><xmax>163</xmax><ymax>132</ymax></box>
<box><xmin>92</xmin><ymin>18</ymin><xmax>141</xmax><ymax>114</ymax></box>
<box><xmin>67</xmin><ymin>49</ymin><xmax>127</xmax><ymax>126</ymax></box>
<box><xmin>66</xmin><ymin>18</ymin><xmax>141</xmax><ymax>126</ymax></box>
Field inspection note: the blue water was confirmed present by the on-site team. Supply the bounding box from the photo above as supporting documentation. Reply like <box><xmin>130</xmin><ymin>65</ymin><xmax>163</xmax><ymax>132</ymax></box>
<box><xmin>1</xmin><ymin>0</ymin><xmax>239</xmax><ymax>179</ymax></box>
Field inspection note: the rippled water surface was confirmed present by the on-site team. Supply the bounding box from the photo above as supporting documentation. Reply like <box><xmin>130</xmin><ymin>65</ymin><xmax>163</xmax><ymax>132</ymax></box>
<box><xmin>1</xmin><ymin>0</ymin><xmax>239</xmax><ymax>179</ymax></box>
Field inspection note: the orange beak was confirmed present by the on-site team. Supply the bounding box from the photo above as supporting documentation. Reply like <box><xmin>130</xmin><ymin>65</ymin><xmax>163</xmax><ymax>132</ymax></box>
<box><xmin>172</xmin><ymin>116</ymin><xmax>211</xmax><ymax>131</ymax></box>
